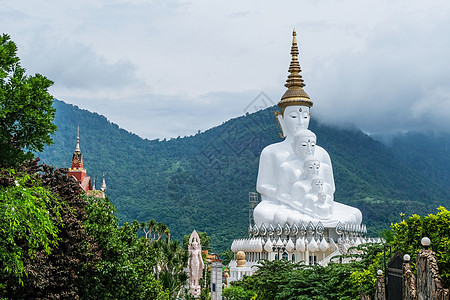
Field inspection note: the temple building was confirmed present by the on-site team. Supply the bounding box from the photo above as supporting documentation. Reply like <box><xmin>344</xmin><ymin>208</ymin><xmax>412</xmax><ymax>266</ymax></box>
<box><xmin>67</xmin><ymin>128</ymin><xmax>106</xmax><ymax>198</ymax></box>
<box><xmin>227</xmin><ymin>30</ymin><xmax>379</xmax><ymax>285</ymax></box>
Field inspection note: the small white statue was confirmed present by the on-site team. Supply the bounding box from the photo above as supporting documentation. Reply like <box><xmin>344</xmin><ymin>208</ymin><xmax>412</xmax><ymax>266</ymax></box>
<box><xmin>314</xmin><ymin>192</ymin><xmax>332</xmax><ymax>218</ymax></box>
<box><xmin>302</xmin><ymin>178</ymin><xmax>333</xmax><ymax>219</ymax></box>
<box><xmin>188</xmin><ymin>230</ymin><xmax>204</xmax><ymax>297</ymax></box>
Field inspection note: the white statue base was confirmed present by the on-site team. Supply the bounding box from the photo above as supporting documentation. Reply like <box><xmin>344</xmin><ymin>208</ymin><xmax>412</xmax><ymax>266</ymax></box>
<box><xmin>254</xmin><ymin>200</ymin><xmax>363</xmax><ymax>228</ymax></box>
<box><xmin>227</xmin><ymin>227</ymin><xmax>381</xmax><ymax>284</ymax></box>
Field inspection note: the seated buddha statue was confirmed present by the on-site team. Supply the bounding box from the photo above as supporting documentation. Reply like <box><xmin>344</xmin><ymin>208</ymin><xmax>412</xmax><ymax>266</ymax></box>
<box><xmin>253</xmin><ymin>29</ymin><xmax>362</xmax><ymax>228</ymax></box>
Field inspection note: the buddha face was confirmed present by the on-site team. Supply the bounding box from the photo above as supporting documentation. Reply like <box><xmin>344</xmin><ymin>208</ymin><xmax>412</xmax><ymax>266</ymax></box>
<box><xmin>311</xmin><ymin>177</ymin><xmax>324</xmax><ymax>193</ymax></box>
<box><xmin>304</xmin><ymin>159</ymin><xmax>320</xmax><ymax>178</ymax></box>
<box><xmin>292</xmin><ymin>129</ymin><xmax>316</xmax><ymax>160</ymax></box>
<box><xmin>282</xmin><ymin>106</ymin><xmax>310</xmax><ymax>137</ymax></box>
<box><xmin>318</xmin><ymin>192</ymin><xmax>327</xmax><ymax>203</ymax></box>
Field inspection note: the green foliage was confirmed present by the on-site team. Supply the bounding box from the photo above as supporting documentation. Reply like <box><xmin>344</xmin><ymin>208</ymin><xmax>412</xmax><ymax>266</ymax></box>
<box><xmin>222</xmin><ymin>286</ymin><xmax>256</xmax><ymax>300</ymax></box>
<box><xmin>0</xmin><ymin>159</ymin><xmax>183</xmax><ymax>299</ymax></box>
<box><xmin>200</xmin><ymin>287</ymin><xmax>211</xmax><ymax>300</ymax></box>
<box><xmin>234</xmin><ymin>260</ymin><xmax>295</xmax><ymax>300</ymax></box>
<box><xmin>82</xmin><ymin>196</ymin><xmax>172</xmax><ymax>299</ymax></box>
<box><xmin>0</xmin><ymin>34</ymin><xmax>56</xmax><ymax>167</ymax></box>
<box><xmin>224</xmin><ymin>243</ymin><xmax>386</xmax><ymax>300</ymax></box>
<box><xmin>0</xmin><ymin>167</ymin><xmax>63</xmax><ymax>279</ymax></box>
<box><xmin>347</xmin><ymin>243</ymin><xmax>385</xmax><ymax>297</ymax></box>
<box><xmin>351</xmin><ymin>208</ymin><xmax>450</xmax><ymax>294</ymax></box>
<box><xmin>155</xmin><ymin>239</ymin><xmax>189</xmax><ymax>299</ymax></box>
<box><xmin>390</xmin><ymin>206</ymin><xmax>450</xmax><ymax>287</ymax></box>
<box><xmin>224</xmin><ymin>259</ymin><xmax>361</xmax><ymax>300</ymax></box>
<box><xmin>274</xmin><ymin>263</ymin><xmax>356</xmax><ymax>300</ymax></box>
<box><xmin>388</xmin><ymin>132</ymin><xmax>450</xmax><ymax>188</ymax></box>
<box><xmin>220</xmin><ymin>249</ymin><xmax>235</xmax><ymax>265</ymax></box>
<box><xmin>0</xmin><ymin>160</ymin><xmax>101</xmax><ymax>299</ymax></box>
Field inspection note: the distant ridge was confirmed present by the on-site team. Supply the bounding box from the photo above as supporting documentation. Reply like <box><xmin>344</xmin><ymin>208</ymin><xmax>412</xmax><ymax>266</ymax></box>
<box><xmin>38</xmin><ymin>99</ymin><xmax>450</xmax><ymax>252</ymax></box>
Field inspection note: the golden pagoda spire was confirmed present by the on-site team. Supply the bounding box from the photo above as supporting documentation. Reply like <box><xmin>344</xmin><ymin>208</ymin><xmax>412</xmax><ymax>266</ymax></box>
<box><xmin>75</xmin><ymin>125</ymin><xmax>81</xmax><ymax>153</ymax></box>
<box><xmin>277</xmin><ymin>29</ymin><xmax>313</xmax><ymax>113</ymax></box>
<box><xmin>70</xmin><ymin>125</ymin><xmax>84</xmax><ymax>169</ymax></box>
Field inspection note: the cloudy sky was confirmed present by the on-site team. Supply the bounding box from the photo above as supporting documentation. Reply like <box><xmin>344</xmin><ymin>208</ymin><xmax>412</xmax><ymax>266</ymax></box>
<box><xmin>1</xmin><ymin>0</ymin><xmax>450</xmax><ymax>139</ymax></box>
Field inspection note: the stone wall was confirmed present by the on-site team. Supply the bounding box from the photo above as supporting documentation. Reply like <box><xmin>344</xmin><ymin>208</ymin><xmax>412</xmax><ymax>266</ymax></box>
<box><xmin>414</xmin><ymin>250</ymin><xmax>449</xmax><ymax>300</ymax></box>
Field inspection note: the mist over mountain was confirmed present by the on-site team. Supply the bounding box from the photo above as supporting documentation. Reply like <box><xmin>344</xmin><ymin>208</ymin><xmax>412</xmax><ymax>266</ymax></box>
<box><xmin>37</xmin><ymin>100</ymin><xmax>450</xmax><ymax>252</ymax></box>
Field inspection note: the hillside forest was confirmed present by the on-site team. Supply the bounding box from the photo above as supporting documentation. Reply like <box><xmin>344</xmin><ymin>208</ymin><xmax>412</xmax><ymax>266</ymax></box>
<box><xmin>37</xmin><ymin>99</ymin><xmax>450</xmax><ymax>253</ymax></box>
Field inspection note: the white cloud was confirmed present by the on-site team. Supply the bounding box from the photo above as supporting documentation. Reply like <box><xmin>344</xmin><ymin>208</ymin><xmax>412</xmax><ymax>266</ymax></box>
<box><xmin>1</xmin><ymin>0</ymin><xmax>450</xmax><ymax>138</ymax></box>
<box><xmin>28</xmin><ymin>39</ymin><xmax>138</xmax><ymax>90</ymax></box>
<box><xmin>310</xmin><ymin>6</ymin><xmax>450</xmax><ymax>134</ymax></box>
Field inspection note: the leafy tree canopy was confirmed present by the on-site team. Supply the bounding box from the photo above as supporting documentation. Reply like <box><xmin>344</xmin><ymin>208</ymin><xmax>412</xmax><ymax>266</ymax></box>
<box><xmin>0</xmin><ymin>33</ymin><xmax>56</xmax><ymax>167</ymax></box>
<box><xmin>389</xmin><ymin>206</ymin><xmax>450</xmax><ymax>287</ymax></box>
<box><xmin>223</xmin><ymin>243</ymin><xmax>386</xmax><ymax>300</ymax></box>
<box><xmin>0</xmin><ymin>162</ymin><xmax>63</xmax><ymax>281</ymax></box>
<box><xmin>0</xmin><ymin>159</ymin><xmax>177</xmax><ymax>299</ymax></box>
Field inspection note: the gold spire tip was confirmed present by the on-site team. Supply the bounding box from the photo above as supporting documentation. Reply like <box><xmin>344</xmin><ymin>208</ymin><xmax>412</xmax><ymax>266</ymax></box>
<box><xmin>276</xmin><ymin>29</ymin><xmax>312</xmax><ymax>112</ymax></box>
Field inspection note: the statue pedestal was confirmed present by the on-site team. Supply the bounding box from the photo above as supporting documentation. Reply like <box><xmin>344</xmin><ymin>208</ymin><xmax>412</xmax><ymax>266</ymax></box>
<box><xmin>228</xmin><ymin>234</ymin><xmax>382</xmax><ymax>279</ymax></box>
<box><xmin>227</xmin><ymin>265</ymin><xmax>253</xmax><ymax>286</ymax></box>
<box><xmin>229</xmin><ymin>221</ymin><xmax>373</xmax><ymax>272</ymax></box>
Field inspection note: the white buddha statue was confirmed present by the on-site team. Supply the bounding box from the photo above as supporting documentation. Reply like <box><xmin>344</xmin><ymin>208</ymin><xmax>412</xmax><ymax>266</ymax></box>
<box><xmin>302</xmin><ymin>178</ymin><xmax>333</xmax><ymax>219</ymax></box>
<box><xmin>270</xmin><ymin>129</ymin><xmax>335</xmax><ymax>224</ymax></box>
<box><xmin>253</xmin><ymin>29</ymin><xmax>362</xmax><ymax>228</ymax></box>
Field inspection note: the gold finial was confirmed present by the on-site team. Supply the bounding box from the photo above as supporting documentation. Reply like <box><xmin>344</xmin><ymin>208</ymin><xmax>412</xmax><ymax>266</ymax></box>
<box><xmin>236</xmin><ymin>251</ymin><xmax>246</xmax><ymax>267</ymax></box>
<box><xmin>277</xmin><ymin>29</ymin><xmax>312</xmax><ymax>114</ymax></box>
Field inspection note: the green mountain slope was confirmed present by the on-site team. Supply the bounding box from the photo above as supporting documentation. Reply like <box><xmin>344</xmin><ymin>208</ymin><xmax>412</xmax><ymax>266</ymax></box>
<box><xmin>387</xmin><ymin>132</ymin><xmax>450</xmax><ymax>187</ymax></box>
<box><xmin>37</xmin><ymin>100</ymin><xmax>450</xmax><ymax>252</ymax></box>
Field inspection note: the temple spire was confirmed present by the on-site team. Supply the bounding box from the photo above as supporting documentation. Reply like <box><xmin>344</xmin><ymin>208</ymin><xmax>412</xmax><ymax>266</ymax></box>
<box><xmin>285</xmin><ymin>29</ymin><xmax>305</xmax><ymax>89</ymax></box>
<box><xmin>277</xmin><ymin>29</ymin><xmax>313</xmax><ymax>113</ymax></box>
<box><xmin>101</xmin><ymin>173</ymin><xmax>107</xmax><ymax>192</ymax></box>
<box><xmin>75</xmin><ymin>125</ymin><xmax>81</xmax><ymax>153</ymax></box>
<box><xmin>70</xmin><ymin>125</ymin><xmax>84</xmax><ymax>169</ymax></box>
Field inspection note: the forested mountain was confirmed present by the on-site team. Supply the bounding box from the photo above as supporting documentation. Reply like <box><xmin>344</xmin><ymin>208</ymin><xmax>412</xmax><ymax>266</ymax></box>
<box><xmin>37</xmin><ymin>100</ymin><xmax>450</xmax><ymax>253</ymax></box>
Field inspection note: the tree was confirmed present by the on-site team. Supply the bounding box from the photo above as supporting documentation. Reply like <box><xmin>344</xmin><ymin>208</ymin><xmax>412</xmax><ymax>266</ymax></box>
<box><xmin>222</xmin><ymin>286</ymin><xmax>255</xmax><ymax>300</ymax></box>
<box><xmin>155</xmin><ymin>239</ymin><xmax>189</xmax><ymax>299</ymax></box>
<box><xmin>82</xmin><ymin>196</ymin><xmax>171</xmax><ymax>299</ymax></box>
<box><xmin>390</xmin><ymin>207</ymin><xmax>450</xmax><ymax>287</ymax></box>
<box><xmin>0</xmin><ymin>160</ymin><xmax>100</xmax><ymax>299</ymax></box>
<box><xmin>0</xmin><ymin>160</ymin><xmax>63</xmax><ymax>281</ymax></box>
<box><xmin>0</xmin><ymin>33</ymin><xmax>56</xmax><ymax>167</ymax></box>
<box><xmin>222</xmin><ymin>251</ymin><xmax>388</xmax><ymax>300</ymax></box>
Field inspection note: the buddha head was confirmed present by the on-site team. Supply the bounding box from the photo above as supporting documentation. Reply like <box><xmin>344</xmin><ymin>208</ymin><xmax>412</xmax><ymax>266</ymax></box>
<box><xmin>303</xmin><ymin>157</ymin><xmax>320</xmax><ymax>178</ymax></box>
<box><xmin>311</xmin><ymin>177</ymin><xmax>324</xmax><ymax>193</ymax></box>
<box><xmin>276</xmin><ymin>30</ymin><xmax>313</xmax><ymax>139</ymax></box>
<box><xmin>317</xmin><ymin>192</ymin><xmax>328</xmax><ymax>203</ymax></box>
<box><xmin>276</xmin><ymin>105</ymin><xmax>310</xmax><ymax>138</ymax></box>
<box><xmin>292</xmin><ymin>129</ymin><xmax>316</xmax><ymax>160</ymax></box>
